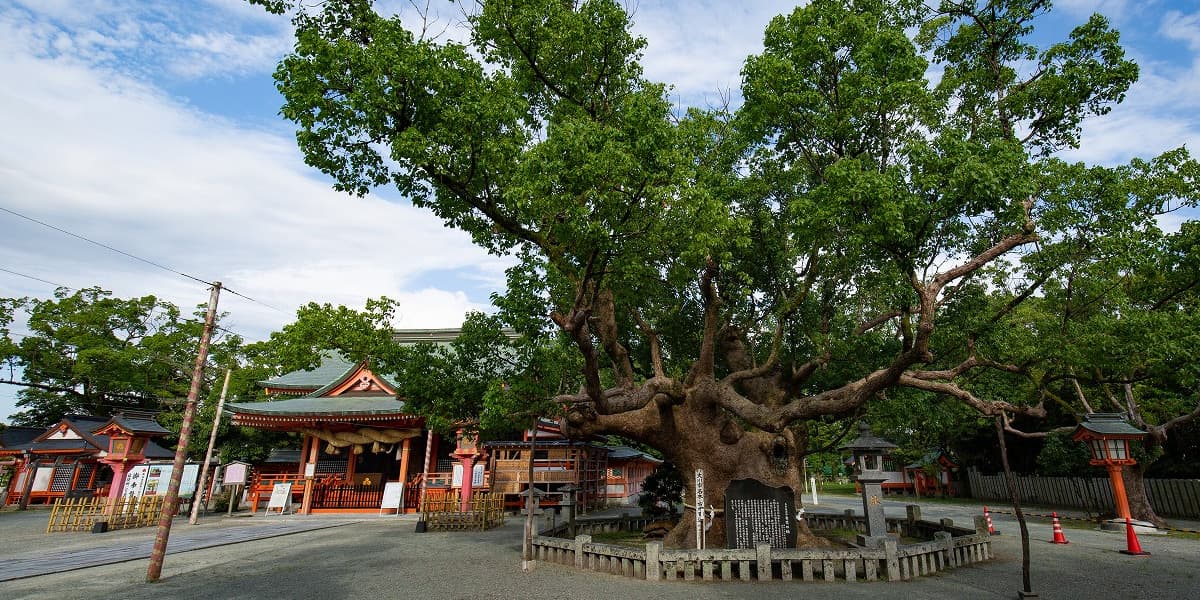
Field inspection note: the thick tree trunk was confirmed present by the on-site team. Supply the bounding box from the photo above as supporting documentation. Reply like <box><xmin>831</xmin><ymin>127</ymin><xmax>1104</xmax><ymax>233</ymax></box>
<box><xmin>1123</xmin><ymin>463</ymin><xmax>1166</xmax><ymax>528</ymax></box>
<box><xmin>615</xmin><ymin>403</ymin><xmax>825</xmax><ymax>549</ymax></box>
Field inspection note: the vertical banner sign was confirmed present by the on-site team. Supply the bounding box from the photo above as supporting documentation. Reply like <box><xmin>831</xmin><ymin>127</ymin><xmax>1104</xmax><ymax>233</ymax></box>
<box><xmin>695</xmin><ymin>468</ymin><xmax>705</xmax><ymax>549</ymax></box>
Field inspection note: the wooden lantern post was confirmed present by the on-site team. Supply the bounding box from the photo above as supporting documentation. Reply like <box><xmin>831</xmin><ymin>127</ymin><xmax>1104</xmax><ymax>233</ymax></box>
<box><xmin>95</xmin><ymin>416</ymin><xmax>163</xmax><ymax>505</ymax></box>
<box><xmin>1070</xmin><ymin>413</ymin><xmax>1147</xmax><ymax>524</ymax></box>
<box><xmin>451</xmin><ymin>429</ymin><xmax>482</xmax><ymax>512</ymax></box>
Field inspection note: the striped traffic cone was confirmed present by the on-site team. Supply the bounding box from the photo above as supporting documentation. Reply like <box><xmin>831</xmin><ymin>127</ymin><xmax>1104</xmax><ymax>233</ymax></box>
<box><xmin>1050</xmin><ymin>512</ymin><xmax>1069</xmax><ymax>544</ymax></box>
<box><xmin>1120</xmin><ymin>517</ymin><xmax>1150</xmax><ymax>556</ymax></box>
<box><xmin>984</xmin><ymin>505</ymin><xmax>999</xmax><ymax>535</ymax></box>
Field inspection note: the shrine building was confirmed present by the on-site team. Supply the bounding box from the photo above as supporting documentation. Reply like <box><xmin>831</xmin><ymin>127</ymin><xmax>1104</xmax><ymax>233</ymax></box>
<box><xmin>0</xmin><ymin>413</ymin><xmax>174</xmax><ymax>507</ymax></box>
<box><xmin>227</xmin><ymin>329</ymin><xmax>663</xmax><ymax>515</ymax></box>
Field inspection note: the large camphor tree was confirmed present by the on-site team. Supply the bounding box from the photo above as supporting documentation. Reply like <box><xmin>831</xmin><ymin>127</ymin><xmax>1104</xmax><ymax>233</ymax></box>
<box><xmin>261</xmin><ymin>0</ymin><xmax>1197</xmax><ymax>546</ymax></box>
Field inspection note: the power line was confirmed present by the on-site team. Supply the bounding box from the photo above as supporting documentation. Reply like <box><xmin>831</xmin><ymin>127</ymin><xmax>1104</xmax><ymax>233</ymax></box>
<box><xmin>0</xmin><ymin>205</ymin><xmax>288</xmax><ymax>314</ymax></box>
<box><xmin>222</xmin><ymin>287</ymin><xmax>287</xmax><ymax>314</ymax></box>
<box><xmin>0</xmin><ymin>268</ymin><xmax>72</xmax><ymax>290</ymax></box>
<box><xmin>0</xmin><ymin>205</ymin><xmax>212</xmax><ymax>287</ymax></box>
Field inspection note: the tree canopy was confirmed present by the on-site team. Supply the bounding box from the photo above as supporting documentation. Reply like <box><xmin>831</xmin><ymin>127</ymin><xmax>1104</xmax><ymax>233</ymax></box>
<box><xmin>263</xmin><ymin>0</ymin><xmax>1198</xmax><ymax>544</ymax></box>
<box><xmin>0</xmin><ymin>287</ymin><xmax>241</xmax><ymax>427</ymax></box>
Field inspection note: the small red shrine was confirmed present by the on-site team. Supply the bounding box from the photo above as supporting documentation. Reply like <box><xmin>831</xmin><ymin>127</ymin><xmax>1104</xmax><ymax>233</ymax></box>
<box><xmin>0</xmin><ymin>413</ymin><xmax>173</xmax><ymax>507</ymax></box>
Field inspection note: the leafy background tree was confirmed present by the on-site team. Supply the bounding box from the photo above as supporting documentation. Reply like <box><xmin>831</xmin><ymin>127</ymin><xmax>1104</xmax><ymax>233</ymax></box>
<box><xmin>0</xmin><ymin>287</ymin><xmax>242</xmax><ymax>429</ymax></box>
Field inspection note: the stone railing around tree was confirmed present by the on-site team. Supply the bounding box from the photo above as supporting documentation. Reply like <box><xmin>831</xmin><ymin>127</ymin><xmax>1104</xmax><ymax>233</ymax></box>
<box><xmin>530</xmin><ymin>506</ymin><xmax>992</xmax><ymax>583</ymax></box>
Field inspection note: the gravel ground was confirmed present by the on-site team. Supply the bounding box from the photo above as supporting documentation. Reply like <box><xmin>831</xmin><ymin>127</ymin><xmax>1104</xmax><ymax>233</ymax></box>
<box><xmin>2</xmin><ymin>497</ymin><xmax>1197</xmax><ymax>600</ymax></box>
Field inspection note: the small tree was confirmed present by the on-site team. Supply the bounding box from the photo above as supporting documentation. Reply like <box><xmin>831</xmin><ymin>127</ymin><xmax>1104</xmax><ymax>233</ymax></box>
<box><xmin>638</xmin><ymin>462</ymin><xmax>684</xmax><ymax>520</ymax></box>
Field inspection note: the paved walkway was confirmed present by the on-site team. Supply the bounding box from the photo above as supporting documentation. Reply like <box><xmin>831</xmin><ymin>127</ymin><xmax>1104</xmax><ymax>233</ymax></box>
<box><xmin>0</xmin><ymin>517</ymin><xmax>359</xmax><ymax>582</ymax></box>
<box><xmin>2</xmin><ymin>499</ymin><xmax>1197</xmax><ymax>599</ymax></box>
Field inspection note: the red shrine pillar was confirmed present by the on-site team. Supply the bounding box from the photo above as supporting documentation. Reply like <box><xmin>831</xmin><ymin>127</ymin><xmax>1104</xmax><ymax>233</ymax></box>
<box><xmin>459</xmin><ymin>455</ymin><xmax>476</xmax><ymax>512</ymax></box>
<box><xmin>105</xmin><ymin>460</ymin><xmax>132</xmax><ymax>501</ymax></box>
<box><xmin>1106</xmin><ymin>463</ymin><xmax>1133</xmax><ymax>522</ymax></box>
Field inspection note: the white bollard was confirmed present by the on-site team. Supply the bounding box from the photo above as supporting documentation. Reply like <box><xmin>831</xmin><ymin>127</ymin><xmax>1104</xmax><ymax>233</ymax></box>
<box><xmin>810</xmin><ymin>476</ymin><xmax>819</xmax><ymax>505</ymax></box>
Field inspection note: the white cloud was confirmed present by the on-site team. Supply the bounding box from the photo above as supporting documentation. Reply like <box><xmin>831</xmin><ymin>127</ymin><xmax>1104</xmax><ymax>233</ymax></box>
<box><xmin>0</xmin><ymin>11</ymin><xmax>508</xmax><ymax>347</ymax></box>
<box><xmin>631</xmin><ymin>1</ymin><xmax>800</xmax><ymax>99</ymax></box>
<box><xmin>1160</xmin><ymin>9</ymin><xmax>1200</xmax><ymax>50</ymax></box>
<box><xmin>5</xmin><ymin>1</ymin><xmax>293</xmax><ymax>81</ymax></box>
<box><xmin>1054</xmin><ymin>0</ymin><xmax>1132</xmax><ymax>19</ymax></box>
<box><xmin>166</xmin><ymin>31</ymin><xmax>292</xmax><ymax>79</ymax></box>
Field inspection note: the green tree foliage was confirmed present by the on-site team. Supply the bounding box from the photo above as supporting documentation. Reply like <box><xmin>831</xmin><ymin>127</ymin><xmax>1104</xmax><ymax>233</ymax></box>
<box><xmin>0</xmin><ymin>287</ymin><xmax>241</xmax><ymax>428</ymax></box>
<box><xmin>386</xmin><ymin>311</ymin><xmax>579</xmax><ymax>436</ymax></box>
<box><xmin>262</xmin><ymin>0</ymin><xmax>1199</xmax><ymax>542</ymax></box>
<box><xmin>638</xmin><ymin>462</ymin><xmax>685</xmax><ymax>519</ymax></box>
<box><xmin>1035</xmin><ymin>431</ymin><xmax>1092</xmax><ymax>476</ymax></box>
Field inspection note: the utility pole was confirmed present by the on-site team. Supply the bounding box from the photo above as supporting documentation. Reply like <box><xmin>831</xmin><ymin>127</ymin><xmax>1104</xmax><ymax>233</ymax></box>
<box><xmin>189</xmin><ymin>368</ymin><xmax>231</xmax><ymax>525</ymax></box>
<box><xmin>147</xmin><ymin>282</ymin><xmax>220</xmax><ymax>582</ymax></box>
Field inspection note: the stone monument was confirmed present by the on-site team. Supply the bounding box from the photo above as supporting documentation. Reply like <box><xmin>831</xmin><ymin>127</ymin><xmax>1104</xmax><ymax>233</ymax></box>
<box><xmin>724</xmin><ymin>478</ymin><xmax>796</xmax><ymax>549</ymax></box>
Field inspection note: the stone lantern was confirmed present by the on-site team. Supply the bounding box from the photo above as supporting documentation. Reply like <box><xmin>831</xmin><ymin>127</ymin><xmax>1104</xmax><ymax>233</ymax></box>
<box><xmin>1071</xmin><ymin>413</ymin><xmax>1148</xmax><ymax>530</ymax></box>
<box><xmin>840</xmin><ymin>421</ymin><xmax>897</xmax><ymax>547</ymax></box>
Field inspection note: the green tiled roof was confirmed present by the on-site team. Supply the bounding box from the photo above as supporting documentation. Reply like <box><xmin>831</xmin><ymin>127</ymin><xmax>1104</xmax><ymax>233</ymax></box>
<box><xmin>392</xmin><ymin>328</ymin><xmax>467</xmax><ymax>345</ymax></box>
<box><xmin>226</xmin><ymin>396</ymin><xmax>410</xmax><ymax>417</ymax></box>
<box><xmin>259</xmin><ymin>329</ymin><xmax>518</xmax><ymax>393</ymax></box>
<box><xmin>259</xmin><ymin>352</ymin><xmax>357</xmax><ymax>390</ymax></box>
<box><xmin>1075</xmin><ymin>413</ymin><xmax>1146</xmax><ymax>436</ymax></box>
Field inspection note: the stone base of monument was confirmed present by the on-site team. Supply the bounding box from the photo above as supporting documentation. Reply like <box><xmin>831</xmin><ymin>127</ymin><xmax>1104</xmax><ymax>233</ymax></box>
<box><xmin>1099</xmin><ymin>519</ymin><xmax>1163</xmax><ymax>535</ymax></box>
<box><xmin>855</xmin><ymin>534</ymin><xmax>889</xmax><ymax>548</ymax></box>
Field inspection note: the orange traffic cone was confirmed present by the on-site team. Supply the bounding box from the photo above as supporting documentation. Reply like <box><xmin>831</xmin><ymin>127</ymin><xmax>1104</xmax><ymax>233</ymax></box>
<box><xmin>1120</xmin><ymin>517</ymin><xmax>1150</xmax><ymax>556</ymax></box>
<box><xmin>984</xmin><ymin>505</ymin><xmax>999</xmax><ymax>535</ymax></box>
<box><xmin>1050</xmin><ymin>512</ymin><xmax>1069</xmax><ymax>544</ymax></box>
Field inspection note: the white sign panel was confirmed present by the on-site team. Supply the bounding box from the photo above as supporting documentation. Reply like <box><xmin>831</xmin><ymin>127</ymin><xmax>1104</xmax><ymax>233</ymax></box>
<box><xmin>266</xmin><ymin>483</ymin><xmax>293</xmax><ymax>515</ymax></box>
<box><xmin>695</xmin><ymin>469</ymin><xmax>705</xmax><ymax>549</ymax></box>
<box><xmin>380</xmin><ymin>482</ymin><xmax>405</xmax><ymax>515</ymax></box>
<box><xmin>140</xmin><ymin>464</ymin><xmax>201</xmax><ymax>497</ymax></box>
<box><xmin>223</xmin><ymin>463</ymin><xmax>248</xmax><ymax>486</ymax></box>
<box><xmin>451</xmin><ymin>464</ymin><xmax>485</xmax><ymax>488</ymax></box>
<box><xmin>123</xmin><ymin>465</ymin><xmax>148</xmax><ymax>497</ymax></box>
<box><xmin>122</xmin><ymin>463</ymin><xmax>201</xmax><ymax>498</ymax></box>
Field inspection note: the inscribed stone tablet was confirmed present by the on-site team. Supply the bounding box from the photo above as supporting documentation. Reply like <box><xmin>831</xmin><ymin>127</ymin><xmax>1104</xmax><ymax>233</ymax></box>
<box><xmin>724</xmin><ymin>478</ymin><xmax>796</xmax><ymax>549</ymax></box>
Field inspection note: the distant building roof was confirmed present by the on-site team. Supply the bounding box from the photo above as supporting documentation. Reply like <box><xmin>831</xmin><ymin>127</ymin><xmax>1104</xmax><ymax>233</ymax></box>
<box><xmin>141</xmin><ymin>441</ymin><xmax>176</xmax><ymax>459</ymax></box>
<box><xmin>392</xmin><ymin>329</ymin><xmax>468</xmax><ymax>344</ymax></box>
<box><xmin>607</xmin><ymin>446</ymin><xmax>662</xmax><ymax>463</ymax></box>
<box><xmin>102</xmin><ymin>412</ymin><xmax>170</xmax><ymax>436</ymax></box>
<box><xmin>904</xmin><ymin>449</ymin><xmax>959</xmax><ymax>470</ymax></box>
<box><xmin>226</xmin><ymin>396</ymin><xmax>410</xmax><ymax>417</ymax></box>
<box><xmin>265</xmin><ymin>449</ymin><xmax>302</xmax><ymax>464</ymax></box>
<box><xmin>0</xmin><ymin>413</ymin><xmax>174</xmax><ymax>459</ymax></box>
<box><xmin>259</xmin><ymin>352</ymin><xmax>359</xmax><ymax>391</ymax></box>
<box><xmin>0</xmin><ymin>426</ymin><xmax>43</xmax><ymax>450</ymax></box>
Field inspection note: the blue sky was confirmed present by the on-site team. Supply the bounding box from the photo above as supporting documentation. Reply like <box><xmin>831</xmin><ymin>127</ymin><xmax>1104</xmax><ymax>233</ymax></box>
<box><xmin>2</xmin><ymin>0</ymin><xmax>1198</xmax><ymax>421</ymax></box>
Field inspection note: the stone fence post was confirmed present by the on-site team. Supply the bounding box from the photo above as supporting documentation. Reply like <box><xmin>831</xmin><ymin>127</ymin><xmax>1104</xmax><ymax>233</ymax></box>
<box><xmin>935</xmin><ymin>531</ymin><xmax>954</xmax><ymax>569</ymax></box>
<box><xmin>574</xmin><ymin>535</ymin><xmax>591</xmax><ymax>569</ymax></box>
<box><xmin>756</xmin><ymin>543</ymin><xmax>772</xmax><ymax>580</ymax></box>
<box><xmin>906</xmin><ymin>504</ymin><xmax>921</xmax><ymax>523</ymax></box>
<box><xmin>883</xmin><ymin>537</ymin><xmax>900</xmax><ymax>581</ymax></box>
<box><xmin>646</xmin><ymin>541</ymin><xmax>662</xmax><ymax>581</ymax></box>
<box><xmin>973</xmin><ymin>515</ymin><xmax>989</xmax><ymax>535</ymax></box>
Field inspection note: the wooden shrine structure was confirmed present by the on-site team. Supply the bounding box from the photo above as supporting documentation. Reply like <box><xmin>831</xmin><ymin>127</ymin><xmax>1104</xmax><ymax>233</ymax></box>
<box><xmin>1</xmin><ymin>413</ymin><xmax>174</xmax><ymax>507</ymax></box>
<box><xmin>228</xmin><ymin>329</ymin><xmax>661</xmax><ymax>515</ymax></box>
<box><xmin>227</xmin><ymin>353</ymin><xmax>429</xmax><ymax>514</ymax></box>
